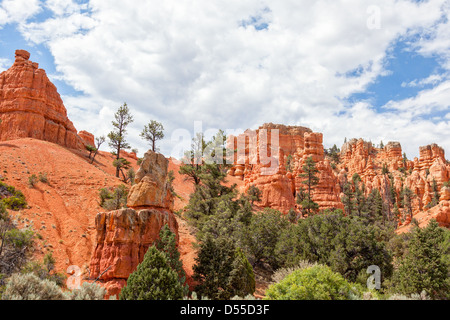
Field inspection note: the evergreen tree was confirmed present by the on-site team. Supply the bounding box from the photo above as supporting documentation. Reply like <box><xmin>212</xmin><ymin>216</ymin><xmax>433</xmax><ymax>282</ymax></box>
<box><xmin>155</xmin><ymin>224</ymin><xmax>189</xmax><ymax>296</ymax></box>
<box><xmin>119</xmin><ymin>246</ymin><xmax>184</xmax><ymax>300</ymax></box>
<box><xmin>179</xmin><ymin>133</ymin><xmax>207</xmax><ymax>186</ymax></box>
<box><xmin>393</xmin><ymin>220</ymin><xmax>449</xmax><ymax>299</ymax></box>
<box><xmin>401</xmin><ymin>187</ymin><xmax>414</xmax><ymax>220</ymax></box>
<box><xmin>85</xmin><ymin>144</ymin><xmax>97</xmax><ymax>160</ymax></box>
<box><xmin>428</xmin><ymin>178</ymin><xmax>440</xmax><ymax>208</ymax></box>
<box><xmin>365</xmin><ymin>188</ymin><xmax>384</xmax><ymax>223</ymax></box>
<box><xmin>193</xmin><ymin>236</ymin><xmax>254</xmax><ymax>300</ymax></box>
<box><xmin>240</xmin><ymin>209</ymin><xmax>289</xmax><ymax>269</ymax></box>
<box><xmin>108</xmin><ymin>103</ymin><xmax>134</xmax><ymax>178</ymax></box>
<box><xmin>341</xmin><ymin>182</ymin><xmax>355</xmax><ymax>216</ymax></box>
<box><xmin>285</xmin><ymin>154</ymin><xmax>294</xmax><ymax>172</ymax></box>
<box><xmin>298</xmin><ymin>156</ymin><xmax>320</xmax><ymax>215</ymax></box>
<box><xmin>140</xmin><ymin>120</ymin><xmax>164</xmax><ymax>152</ymax></box>
<box><xmin>246</xmin><ymin>185</ymin><xmax>262</xmax><ymax>206</ymax></box>
<box><xmin>287</xmin><ymin>208</ymin><xmax>298</xmax><ymax>224</ymax></box>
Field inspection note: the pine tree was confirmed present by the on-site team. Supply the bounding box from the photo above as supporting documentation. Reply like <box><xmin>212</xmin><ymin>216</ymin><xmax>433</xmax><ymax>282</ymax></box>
<box><xmin>428</xmin><ymin>178</ymin><xmax>440</xmax><ymax>208</ymax></box>
<box><xmin>246</xmin><ymin>185</ymin><xmax>262</xmax><ymax>206</ymax></box>
<box><xmin>140</xmin><ymin>120</ymin><xmax>164</xmax><ymax>152</ymax></box>
<box><xmin>193</xmin><ymin>236</ymin><xmax>254</xmax><ymax>300</ymax></box>
<box><xmin>393</xmin><ymin>220</ymin><xmax>449</xmax><ymax>299</ymax></box>
<box><xmin>401</xmin><ymin>187</ymin><xmax>414</xmax><ymax>220</ymax></box>
<box><xmin>155</xmin><ymin>224</ymin><xmax>189</xmax><ymax>296</ymax></box>
<box><xmin>341</xmin><ymin>182</ymin><xmax>355</xmax><ymax>216</ymax></box>
<box><xmin>179</xmin><ymin>133</ymin><xmax>207</xmax><ymax>186</ymax></box>
<box><xmin>119</xmin><ymin>245</ymin><xmax>184</xmax><ymax>300</ymax></box>
<box><xmin>108</xmin><ymin>103</ymin><xmax>134</xmax><ymax>178</ymax></box>
<box><xmin>298</xmin><ymin>156</ymin><xmax>320</xmax><ymax>215</ymax></box>
<box><xmin>287</xmin><ymin>208</ymin><xmax>298</xmax><ymax>223</ymax></box>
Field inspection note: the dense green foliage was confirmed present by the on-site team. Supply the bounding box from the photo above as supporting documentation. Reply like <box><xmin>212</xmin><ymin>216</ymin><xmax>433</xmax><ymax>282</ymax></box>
<box><xmin>265</xmin><ymin>264</ymin><xmax>360</xmax><ymax>300</ymax></box>
<box><xmin>155</xmin><ymin>225</ymin><xmax>189</xmax><ymax>296</ymax></box>
<box><xmin>275</xmin><ymin>211</ymin><xmax>394</xmax><ymax>283</ymax></box>
<box><xmin>98</xmin><ymin>185</ymin><xmax>128</xmax><ymax>210</ymax></box>
<box><xmin>0</xmin><ymin>182</ymin><xmax>27</xmax><ymax>210</ymax></box>
<box><xmin>193</xmin><ymin>236</ymin><xmax>255</xmax><ymax>300</ymax></box>
<box><xmin>119</xmin><ymin>246</ymin><xmax>184</xmax><ymax>300</ymax></box>
<box><xmin>392</xmin><ymin>220</ymin><xmax>449</xmax><ymax>299</ymax></box>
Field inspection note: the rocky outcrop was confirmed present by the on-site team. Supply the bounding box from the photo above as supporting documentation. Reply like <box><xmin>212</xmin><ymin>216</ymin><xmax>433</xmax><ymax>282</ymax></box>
<box><xmin>89</xmin><ymin>208</ymin><xmax>178</xmax><ymax>298</ymax></box>
<box><xmin>339</xmin><ymin>138</ymin><xmax>450</xmax><ymax>224</ymax></box>
<box><xmin>127</xmin><ymin>150</ymin><xmax>174</xmax><ymax>210</ymax></box>
<box><xmin>228</xmin><ymin>124</ymin><xmax>343</xmax><ymax>213</ymax></box>
<box><xmin>78</xmin><ymin>131</ymin><xmax>95</xmax><ymax>147</ymax></box>
<box><xmin>89</xmin><ymin>149</ymin><xmax>177</xmax><ymax>298</ymax></box>
<box><xmin>0</xmin><ymin>50</ymin><xmax>85</xmax><ymax>149</ymax></box>
<box><xmin>227</xmin><ymin>124</ymin><xmax>449</xmax><ymax>228</ymax></box>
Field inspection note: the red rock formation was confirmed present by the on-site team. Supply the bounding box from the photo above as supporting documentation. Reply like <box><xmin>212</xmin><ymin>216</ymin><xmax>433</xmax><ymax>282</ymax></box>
<box><xmin>89</xmin><ymin>150</ymin><xmax>179</xmax><ymax>298</ymax></box>
<box><xmin>339</xmin><ymin>137</ymin><xmax>450</xmax><ymax>225</ymax></box>
<box><xmin>228</xmin><ymin>124</ymin><xmax>449</xmax><ymax>228</ymax></box>
<box><xmin>127</xmin><ymin>150</ymin><xmax>174</xmax><ymax>210</ymax></box>
<box><xmin>89</xmin><ymin>208</ymin><xmax>178</xmax><ymax>298</ymax></box>
<box><xmin>0</xmin><ymin>50</ymin><xmax>85</xmax><ymax>149</ymax></box>
<box><xmin>228</xmin><ymin>124</ymin><xmax>343</xmax><ymax>213</ymax></box>
<box><xmin>78</xmin><ymin>130</ymin><xmax>95</xmax><ymax>147</ymax></box>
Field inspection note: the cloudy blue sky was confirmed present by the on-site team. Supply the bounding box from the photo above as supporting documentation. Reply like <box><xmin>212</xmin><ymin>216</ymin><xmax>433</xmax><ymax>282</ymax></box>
<box><xmin>1</xmin><ymin>0</ymin><xmax>450</xmax><ymax>159</ymax></box>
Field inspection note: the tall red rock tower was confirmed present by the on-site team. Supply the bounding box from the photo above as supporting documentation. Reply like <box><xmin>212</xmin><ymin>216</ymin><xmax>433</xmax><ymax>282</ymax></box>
<box><xmin>0</xmin><ymin>49</ymin><xmax>84</xmax><ymax>149</ymax></box>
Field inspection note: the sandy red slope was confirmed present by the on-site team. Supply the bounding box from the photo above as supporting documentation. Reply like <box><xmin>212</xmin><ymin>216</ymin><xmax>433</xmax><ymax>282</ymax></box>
<box><xmin>0</xmin><ymin>138</ymin><xmax>234</xmax><ymax>289</ymax></box>
<box><xmin>0</xmin><ymin>138</ymin><xmax>141</xmax><ymax>277</ymax></box>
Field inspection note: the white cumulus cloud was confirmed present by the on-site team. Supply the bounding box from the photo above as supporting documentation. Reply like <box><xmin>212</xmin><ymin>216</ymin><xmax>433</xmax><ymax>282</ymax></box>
<box><xmin>8</xmin><ymin>0</ymin><xmax>450</xmax><ymax>159</ymax></box>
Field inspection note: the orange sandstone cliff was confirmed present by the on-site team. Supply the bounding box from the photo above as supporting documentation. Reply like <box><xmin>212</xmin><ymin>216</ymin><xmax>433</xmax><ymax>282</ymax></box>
<box><xmin>228</xmin><ymin>123</ymin><xmax>343</xmax><ymax>213</ymax></box>
<box><xmin>228</xmin><ymin>124</ymin><xmax>450</xmax><ymax>228</ymax></box>
<box><xmin>0</xmin><ymin>50</ymin><xmax>85</xmax><ymax>149</ymax></box>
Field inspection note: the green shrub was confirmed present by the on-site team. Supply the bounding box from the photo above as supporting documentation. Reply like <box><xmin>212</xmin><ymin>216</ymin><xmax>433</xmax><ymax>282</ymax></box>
<box><xmin>68</xmin><ymin>282</ymin><xmax>106</xmax><ymax>300</ymax></box>
<box><xmin>0</xmin><ymin>182</ymin><xmax>27</xmax><ymax>210</ymax></box>
<box><xmin>28</xmin><ymin>174</ymin><xmax>38</xmax><ymax>188</ymax></box>
<box><xmin>2</xmin><ymin>273</ymin><xmax>66</xmax><ymax>300</ymax></box>
<box><xmin>38</xmin><ymin>172</ymin><xmax>48</xmax><ymax>184</ymax></box>
<box><xmin>20</xmin><ymin>253</ymin><xmax>66</xmax><ymax>287</ymax></box>
<box><xmin>265</xmin><ymin>264</ymin><xmax>360</xmax><ymax>300</ymax></box>
<box><xmin>99</xmin><ymin>185</ymin><xmax>128</xmax><ymax>211</ymax></box>
<box><xmin>5</xmin><ymin>228</ymin><xmax>34</xmax><ymax>250</ymax></box>
<box><xmin>119</xmin><ymin>246</ymin><xmax>184</xmax><ymax>300</ymax></box>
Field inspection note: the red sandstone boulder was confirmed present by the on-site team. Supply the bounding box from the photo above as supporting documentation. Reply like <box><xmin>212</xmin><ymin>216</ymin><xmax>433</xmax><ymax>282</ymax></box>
<box><xmin>127</xmin><ymin>150</ymin><xmax>174</xmax><ymax>210</ymax></box>
<box><xmin>79</xmin><ymin>130</ymin><xmax>95</xmax><ymax>147</ymax></box>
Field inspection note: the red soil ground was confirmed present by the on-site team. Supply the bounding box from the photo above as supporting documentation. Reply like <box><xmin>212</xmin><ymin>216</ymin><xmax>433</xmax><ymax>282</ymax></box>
<box><xmin>0</xmin><ymin>138</ymin><xmax>212</xmax><ymax>286</ymax></box>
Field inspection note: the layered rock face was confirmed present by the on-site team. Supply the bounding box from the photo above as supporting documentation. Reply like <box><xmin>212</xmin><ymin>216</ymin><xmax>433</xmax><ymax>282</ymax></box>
<box><xmin>89</xmin><ymin>208</ymin><xmax>178</xmax><ymax>298</ymax></box>
<box><xmin>339</xmin><ymin>138</ymin><xmax>450</xmax><ymax>221</ymax></box>
<box><xmin>228</xmin><ymin>123</ymin><xmax>343</xmax><ymax>213</ymax></box>
<box><xmin>89</xmin><ymin>150</ymin><xmax>177</xmax><ymax>297</ymax></box>
<box><xmin>0</xmin><ymin>50</ymin><xmax>84</xmax><ymax>149</ymax></box>
<box><xmin>228</xmin><ymin>123</ymin><xmax>449</xmax><ymax>226</ymax></box>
